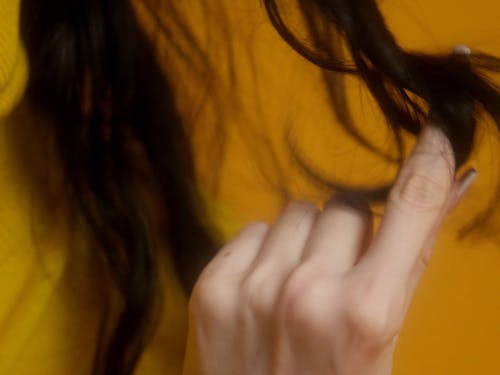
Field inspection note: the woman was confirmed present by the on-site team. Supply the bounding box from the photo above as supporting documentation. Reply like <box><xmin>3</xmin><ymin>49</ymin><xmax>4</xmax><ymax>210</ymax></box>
<box><xmin>0</xmin><ymin>0</ymin><xmax>498</xmax><ymax>374</ymax></box>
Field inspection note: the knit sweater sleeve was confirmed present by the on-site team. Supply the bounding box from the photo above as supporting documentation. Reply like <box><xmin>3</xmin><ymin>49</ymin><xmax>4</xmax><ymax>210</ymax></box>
<box><xmin>0</xmin><ymin>0</ymin><xmax>27</xmax><ymax>118</ymax></box>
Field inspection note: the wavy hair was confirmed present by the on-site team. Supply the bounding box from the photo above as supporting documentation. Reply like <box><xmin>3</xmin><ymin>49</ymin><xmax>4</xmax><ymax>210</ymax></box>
<box><xmin>17</xmin><ymin>0</ymin><xmax>500</xmax><ymax>373</ymax></box>
<box><xmin>20</xmin><ymin>0</ymin><xmax>221</xmax><ymax>373</ymax></box>
<box><xmin>264</xmin><ymin>0</ymin><xmax>500</xmax><ymax>234</ymax></box>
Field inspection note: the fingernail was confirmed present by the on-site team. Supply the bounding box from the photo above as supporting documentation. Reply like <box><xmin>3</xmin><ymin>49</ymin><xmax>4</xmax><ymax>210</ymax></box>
<box><xmin>453</xmin><ymin>44</ymin><xmax>471</xmax><ymax>57</ymax></box>
<box><xmin>453</xmin><ymin>44</ymin><xmax>471</xmax><ymax>65</ymax></box>
<box><xmin>456</xmin><ymin>167</ymin><xmax>477</xmax><ymax>199</ymax></box>
<box><xmin>446</xmin><ymin>168</ymin><xmax>477</xmax><ymax>213</ymax></box>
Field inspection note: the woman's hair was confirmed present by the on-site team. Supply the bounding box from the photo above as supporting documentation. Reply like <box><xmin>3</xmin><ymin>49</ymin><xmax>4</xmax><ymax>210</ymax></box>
<box><xmin>17</xmin><ymin>0</ymin><xmax>500</xmax><ymax>373</ymax></box>
<box><xmin>20</xmin><ymin>0</ymin><xmax>221</xmax><ymax>373</ymax></box>
<box><xmin>264</xmin><ymin>0</ymin><xmax>500</xmax><ymax>230</ymax></box>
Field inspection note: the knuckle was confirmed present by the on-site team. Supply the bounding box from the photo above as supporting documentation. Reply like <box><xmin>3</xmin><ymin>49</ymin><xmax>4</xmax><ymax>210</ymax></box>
<box><xmin>392</xmin><ymin>170</ymin><xmax>449</xmax><ymax>211</ymax></box>
<box><xmin>279</xmin><ymin>269</ymin><xmax>330</xmax><ymax>335</ymax></box>
<box><xmin>190</xmin><ymin>274</ymin><xmax>232</xmax><ymax>323</ymax></box>
<box><xmin>341</xmin><ymin>284</ymin><xmax>401</xmax><ymax>350</ymax></box>
<box><xmin>240</xmin><ymin>273</ymin><xmax>272</xmax><ymax>318</ymax></box>
<box><xmin>344</xmin><ymin>304</ymin><xmax>393</xmax><ymax>348</ymax></box>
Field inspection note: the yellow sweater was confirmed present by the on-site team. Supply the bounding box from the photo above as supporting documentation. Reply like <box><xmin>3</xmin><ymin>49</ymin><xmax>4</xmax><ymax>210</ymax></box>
<box><xmin>1</xmin><ymin>1</ymin><xmax>499</xmax><ymax>374</ymax></box>
<box><xmin>0</xmin><ymin>0</ymin><xmax>26</xmax><ymax>114</ymax></box>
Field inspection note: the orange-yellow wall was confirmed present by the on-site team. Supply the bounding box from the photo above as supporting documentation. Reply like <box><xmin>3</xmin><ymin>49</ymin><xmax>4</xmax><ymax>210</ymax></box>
<box><xmin>179</xmin><ymin>0</ymin><xmax>500</xmax><ymax>373</ymax></box>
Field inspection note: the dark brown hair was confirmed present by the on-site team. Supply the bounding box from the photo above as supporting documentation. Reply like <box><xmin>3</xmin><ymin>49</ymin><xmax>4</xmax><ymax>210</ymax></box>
<box><xmin>265</xmin><ymin>0</ymin><xmax>500</xmax><ymax>235</ymax></box>
<box><xmin>17</xmin><ymin>0</ymin><xmax>500</xmax><ymax>373</ymax></box>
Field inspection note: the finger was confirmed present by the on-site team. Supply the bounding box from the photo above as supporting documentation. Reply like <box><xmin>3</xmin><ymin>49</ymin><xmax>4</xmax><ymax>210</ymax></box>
<box><xmin>359</xmin><ymin>124</ymin><xmax>455</xmax><ymax>285</ymax></box>
<box><xmin>201</xmin><ymin>222</ymin><xmax>270</xmax><ymax>280</ymax></box>
<box><xmin>412</xmin><ymin>167</ymin><xmax>477</xmax><ymax>273</ymax></box>
<box><xmin>246</xmin><ymin>201</ymin><xmax>319</xmax><ymax>277</ymax></box>
<box><xmin>301</xmin><ymin>193</ymin><xmax>373</xmax><ymax>275</ymax></box>
<box><xmin>420</xmin><ymin>169</ymin><xmax>475</xmax><ymax>259</ymax></box>
<box><xmin>408</xmin><ymin>167</ymin><xmax>477</xmax><ymax>293</ymax></box>
<box><xmin>238</xmin><ymin>202</ymin><xmax>318</xmax><ymax>318</ymax></box>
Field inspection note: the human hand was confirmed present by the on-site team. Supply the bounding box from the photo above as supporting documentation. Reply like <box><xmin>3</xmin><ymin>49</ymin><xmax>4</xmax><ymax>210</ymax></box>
<box><xmin>183</xmin><ymin>124</ymin><xmax>477</xmax><ymax>375</ymax></box>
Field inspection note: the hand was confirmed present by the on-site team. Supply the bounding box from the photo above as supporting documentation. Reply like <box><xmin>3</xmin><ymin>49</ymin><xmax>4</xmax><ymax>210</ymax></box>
<box><xmin>183</xmin><ymin>125</ymin><xmax>477</xmax><ymax>375</ymax></box>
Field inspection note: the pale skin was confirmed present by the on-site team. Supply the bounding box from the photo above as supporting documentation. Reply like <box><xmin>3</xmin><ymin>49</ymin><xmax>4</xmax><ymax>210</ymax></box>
<box><xmin>183</xmin><ymin>124</ymin><xmax>477</xmax><ymax>375</ymax></box>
